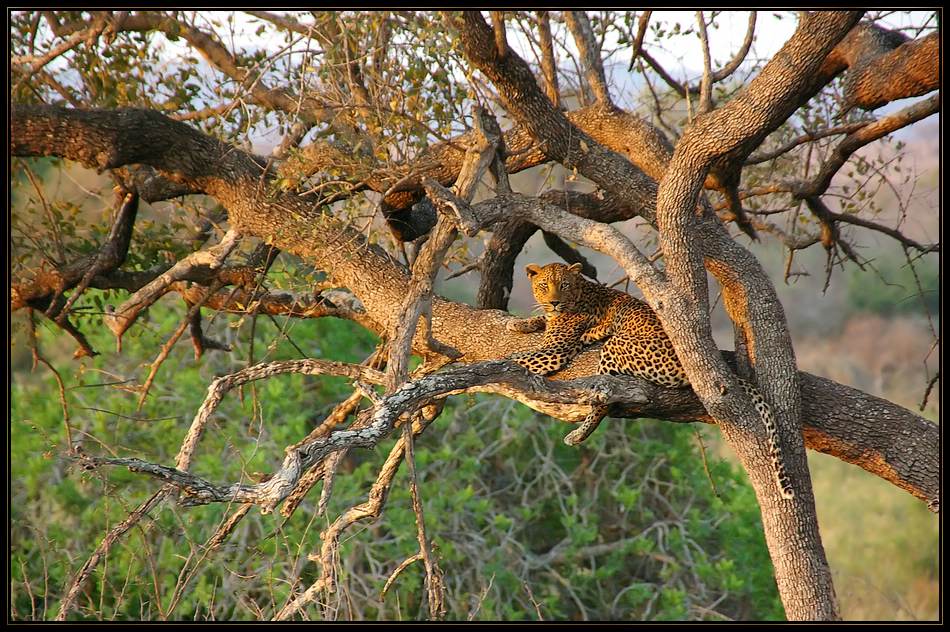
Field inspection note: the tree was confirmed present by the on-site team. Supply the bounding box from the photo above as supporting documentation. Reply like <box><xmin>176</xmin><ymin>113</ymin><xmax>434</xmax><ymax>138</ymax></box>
<box><xmin>10</xmin><ymin>10</ymin><xmax>939</xmax><ymax>621</ymax></box>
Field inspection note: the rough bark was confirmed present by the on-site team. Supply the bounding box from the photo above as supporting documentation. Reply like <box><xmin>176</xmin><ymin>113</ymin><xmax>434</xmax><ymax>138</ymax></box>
<box><xmin>365</xmin><ymin>18</ymin><xmax>935</xmax><ymax>240</ymax></box>
<box><xmin>11</xmin><ymin>101</ymin><xmax>940</xmax><ymax>623</ymax></box>
<box><xmin>826</xmin><ymin>23</ymin><xmax>939</xmax><ymax>113</ymax></box>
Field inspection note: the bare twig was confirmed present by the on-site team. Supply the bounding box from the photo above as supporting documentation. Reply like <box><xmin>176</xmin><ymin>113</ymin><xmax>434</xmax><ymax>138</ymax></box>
<box><xmin>52</xmin><ymin>187</ymin><xmax>139</xmax><ymax>324</ymax></box>
<box><xmin>695</xmin><ymin>12</ymin><xmax>714</xmax><ymax>114</ymax></box>
<box><xmin>565</xmin><ymin>11</ymin><xmax>613</xmax><ymax>106</ymax></box>
<box><xmin>55</xmin><ymin>489</ymin><xmax>167</xmax><ymax>620</ymax></box>
<box><xmin>640</xmin><ymin>48</ymin><xmax>699</xmax><ymax>98</ymax></box>
<box><xmin>795</xmin><ymin>94</ymin><xmax>940</xmax><ymax>198</ymax></box>
<box><xmin>27</xmin><ymin>310</ymin><xmax>72</xmax><ymax>452</ymax></box>
<box><xmin>746</xmin><ymin>122</ymin><xmax>869</xmax><ymax>165</ymax></box>
<box><xmin>710</xmin><ymin>12</ymin><xmax>756</xmax><ymax>82</ymax></box>
<box><xmin>284</xmin><ymin>347</ymin><xmax>387</xmax><ymax>518</ymax></box>
<box><xmin>919</xmin><ymin>372</ymin><xmax>939</xmax><ymax>412</ymax></box>
<box><xmin>403</xmin><ymin>421</ymin><xmax>446</xmax><ymax>619</ymax></box>
<box><xmin>380</xmin><ymin>553</ymin><xmax>423</xmax><ymax>599</ymax></box>
<box><xmin>275</xmin><ymin>410</ymin><xmax>437</xmax><ymax>620</ymax></box>
<box><xmin>536</xmin><ymin>11</ymin><xmax>559</xmax><ymax>106</ymax></box>
<box><xmin>627</xmin><ymin>11</ymin><xmax>652</xmax><ymax>71</ymax></box>
<box><xmin>137</xmin><ymin>280</ymin><xmax>225</xmax><ymax>411</ymax></box>
<box><xmin>694</xmin><ymin>429</ymin><xmax>720</xmax><ymax>498</ymax></box>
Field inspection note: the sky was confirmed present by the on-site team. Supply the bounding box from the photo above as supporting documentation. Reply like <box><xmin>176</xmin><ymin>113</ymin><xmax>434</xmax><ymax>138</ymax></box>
<box><xmin>128</xmin><ymin>10</ymin><xmax>936</xmax><ymax>151</ymax></box>
<box><xmin>171</xmin><ymin>11</ymin><xmax>937</xmax><ymax>96</ymax></box>
<box><xmin>579</xmin><ymin>10</ymin><xmax>936</xmax><ymax>117</ymax></box>
<box><xmin>616</xmin><ymin>10</ymin><xmax>934</xmax><ymax>70</ymax></box>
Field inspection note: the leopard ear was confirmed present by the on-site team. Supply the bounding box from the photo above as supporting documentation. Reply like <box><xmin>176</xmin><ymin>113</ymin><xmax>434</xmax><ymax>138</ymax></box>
<box><xmin>525</xmin><ymin>264</ymin><xmax>542</xmax><ymax>278</ymax></box>
<box><xmin>567</xmin><ymin>263</ymin><xmax>583</xmax><ymax>274</ymax></box>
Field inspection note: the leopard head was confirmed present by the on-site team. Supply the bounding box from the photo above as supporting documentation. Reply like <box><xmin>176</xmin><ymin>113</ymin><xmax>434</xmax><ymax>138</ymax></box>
<box><xmin>525</xmin><ymin>263</ymin><xmax>585</xmax><ymax>314</ymax></box>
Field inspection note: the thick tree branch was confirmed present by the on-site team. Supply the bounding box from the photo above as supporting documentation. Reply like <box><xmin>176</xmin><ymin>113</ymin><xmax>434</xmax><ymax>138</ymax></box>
<box><xmin>77</xmin><ymin>353</ymin><xmax>939</xmax><ymax>513</ymax></box>
<box><xmin>13</xmin><ymin>12</ymin><xmax>938</xmax><ymax>621</ymax></box>
<box><xmin>454</xmin><ymin>10</ymin><xmax>871</xmax><ymax>620</ymax></box>
<box><xmin>838</xmin><ymin>27</ymin><xmax>938</xmax><ymax>113</ymax></box>
<box><xmin>385</xmin><ymin>107</ymin><xmax>499</xmax><ymax>389</ymax></box>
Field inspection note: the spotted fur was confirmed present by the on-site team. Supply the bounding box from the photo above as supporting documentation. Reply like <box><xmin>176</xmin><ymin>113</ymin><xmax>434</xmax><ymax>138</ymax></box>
<box><xmin>512</xmin><ymin>262</ymin><xmax>794</xmax><ymax>500</ymax></box>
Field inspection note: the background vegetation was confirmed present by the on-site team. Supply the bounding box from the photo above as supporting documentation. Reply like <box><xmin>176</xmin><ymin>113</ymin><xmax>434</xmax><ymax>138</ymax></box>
<box><xmin>11</xmin><ymin>181</ymin><xmax>938</xmax><ymax>618</ymax></box>
<box><xmin>13</xmin><ymin>291</ymin><xmax>786</xmax><ymax>621</ymax></box>
<box><xmin>10</xmin><ymin>10</ymin><xmax>938</xmax><ymax>621</ymax></box>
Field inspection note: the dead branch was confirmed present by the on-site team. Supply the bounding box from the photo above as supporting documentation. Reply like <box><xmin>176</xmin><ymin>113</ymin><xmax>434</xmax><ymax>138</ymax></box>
<box><xmin>55</xmin><ymin>489</ymin><xmax>167</xmax><ymax>621</ymax></box>
<box><xmin>403</xmin><ymin>418</ymin><xmax>447</xmax><ymax>620</ymax></box>
<box><xmin>565</xmin><ymin>11</ymin><xmax>612</xmax><ymax>106</ymax></box>
<box><xmin>385</xmin><ymin>106</ymin><xmax>499</xmax><ymax>391</ymax></box>
<box><xmin>103</xmin><ymin>229</ymin><xmax>241</xmax><ymax>346</ymax></box>
<box><xmin>536</xmin><ymin>11</ymin><xmax>559</xmax><ymax>106</ymax></box>
<box><xmin>627</xmin><ymin>11</ymin><xmax>651</xmax><ymax>70</ymax></box>
<box><xmin>711</xmin><ymin>11</ymin><xmax>757</xmax><ymax>83</ymax></box>
<box><xmin>276</xmin><ymin>409</ymin><xmax>438</xmax><ymax>620</ymax></box>
<box><xmin>10</xmin><ymin>102</ymin><xmax>938</xmax><ymax>508</ymax></box>
<box><xmin>51</xmin><ymin>187</ymin><xmax>139</xmax><ymax>322</ymax></box>
<box><xmin>745</xmin><ymin>122</ymin><xmax>869</xmax><ymax>165</ymax></box>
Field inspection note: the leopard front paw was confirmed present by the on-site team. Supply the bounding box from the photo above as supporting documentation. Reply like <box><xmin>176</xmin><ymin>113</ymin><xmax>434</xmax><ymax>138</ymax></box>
<box><xmin>506</xmin><ymin>316</ymin><xmax>546</xmax><ymax>333</ymax></box>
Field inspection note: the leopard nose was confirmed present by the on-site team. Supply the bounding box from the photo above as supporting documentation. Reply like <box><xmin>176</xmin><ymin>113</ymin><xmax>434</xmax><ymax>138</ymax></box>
<box><xmin>549</xmin><ymin>301</ymin><xmax>560</xmax><ymax>309</ymax></box>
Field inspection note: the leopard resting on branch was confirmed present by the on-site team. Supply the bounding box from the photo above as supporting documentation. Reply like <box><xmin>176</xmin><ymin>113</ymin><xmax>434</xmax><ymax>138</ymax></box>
<box><xmin>508</xmin><ymin>262</ymin><xmax>795</xmax><ymax>500</ymax></box>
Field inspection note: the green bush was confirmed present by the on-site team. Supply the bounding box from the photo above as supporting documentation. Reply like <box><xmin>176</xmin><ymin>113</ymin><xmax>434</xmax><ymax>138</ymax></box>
<box><xmin>11</xmin><ymin>301</ymin><xmax>783</xmax><ymax>621</ymax></box>
<box><xmin>845</xmin><ymin>253</ymin><xmax>938</xmax><ymax>319</ymax></box>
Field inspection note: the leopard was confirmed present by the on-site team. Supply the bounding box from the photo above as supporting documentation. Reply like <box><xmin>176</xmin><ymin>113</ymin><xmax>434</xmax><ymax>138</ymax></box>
<box><xmin>509</xmin><ymin>262</ymin><xmax>794</xmax><ymax>500</ymax></box>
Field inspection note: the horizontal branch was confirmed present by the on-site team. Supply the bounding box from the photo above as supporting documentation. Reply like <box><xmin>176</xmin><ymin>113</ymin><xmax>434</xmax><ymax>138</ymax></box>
<box><xmin>79</xmin><ymin>354</ymin><xmax>939</xmax><ymax>513</ymax></box>
<box><xmin>79</xmin><ymin>360</ymin><xmax>653</xmax><ymax>511</ymax></box>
